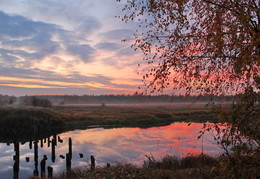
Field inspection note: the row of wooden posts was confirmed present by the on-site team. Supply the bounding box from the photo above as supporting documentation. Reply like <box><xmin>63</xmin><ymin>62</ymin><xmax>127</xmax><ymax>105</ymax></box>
<box><xmin>39</xmin><ymin>137</ymin><xmax>96</xmax><ymax>178</ymax></box>
<box><xmin>13</xmin><ymin>136</ymin><xmax>99</xmax><ymax>179</ymax></box>
<box><xmin>42</xmin><ymin>156</ymin><xmax>96</xmax><ymax>179</ymax></box>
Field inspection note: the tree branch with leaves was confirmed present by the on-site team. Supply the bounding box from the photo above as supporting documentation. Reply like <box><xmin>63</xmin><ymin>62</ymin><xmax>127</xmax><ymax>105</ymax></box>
<box><xmin>117</xmin><ymin>0</ymin><xmax>260</xmax><ymax>178</ymax></box>
<box><xmin>117</xmin><ymin>0</ymin><xmax>259</xmax><ymax>95</ymax></box>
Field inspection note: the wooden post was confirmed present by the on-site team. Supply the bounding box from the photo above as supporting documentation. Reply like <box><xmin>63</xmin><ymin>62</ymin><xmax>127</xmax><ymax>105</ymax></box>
<box><xmin>91</xmin><ymin>155</ymin><xmax>95</xmax><ymax>171</ymax></box>
<box><xmin>53</xmin><ymin>135</ymin><xmax>57</xmax><ymax>146</ymax></box>
<box><xmin>13</xmin><ymin>141</ymin><xmax>19</xmax><ymax>179</ymax></box>
<box><xmin>66</xmin><ymin>153</ymin><xmax>71</xmax><ymax>177</ymax></box>
<box><xmin>51</xmin><ymin>138</ymin><xmax>55</xmax><ymax>163</ymax></box>
<box><xmin>68</xmin><ymin>137</ymin><xmax>72</xmax><ymax>159</ymax></box>
<box><xmin>47</xmin><ymin>166</ymin><xmax>53</xmax><ymax>179</ymax></box>
<box><xmin>40</xmin><ymin>158</ymin><xmax>46</xmax><ymax>178</ymax></box>
<box><xmin>40</xmin><ymin>139</ymin><xmax>43</xmax><ymax>148</ymax></box>
<box><xmin>48</xmin><ymin>137</ymin><xmax>50</xmax><ymax>147</ymax></box>
<box><xmin>29</xmin><ymin>140</ymin><xmax>32</xmax><ymax>149</ymax></box>
<box><xmin>79</xmin><ymin>153</ymin><xmax>83</xmax><ymax>158</ymax></box>
<box><xmin>106</xmin><ymin>163</ymin><xmax>111</xmax><ymax>168</ymax></box>
<box><xmin>33</xmin><ymin>141</ymin><xmax>39</xmax><ymax>176</ymax></box>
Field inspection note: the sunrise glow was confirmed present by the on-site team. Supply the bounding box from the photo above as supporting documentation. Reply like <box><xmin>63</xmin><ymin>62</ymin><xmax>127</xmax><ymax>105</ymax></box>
<box><xmin>0</xmin><ymin>0</ymin><xmax>142</xmax><ymax>96</ymax></box>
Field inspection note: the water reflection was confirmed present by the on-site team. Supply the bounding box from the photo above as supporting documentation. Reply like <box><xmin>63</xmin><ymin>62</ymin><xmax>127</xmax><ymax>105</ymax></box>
<box><xmin>0</xmin><ymin>122</ymin><xmax>221</xmax><ymax>179</ymax></box>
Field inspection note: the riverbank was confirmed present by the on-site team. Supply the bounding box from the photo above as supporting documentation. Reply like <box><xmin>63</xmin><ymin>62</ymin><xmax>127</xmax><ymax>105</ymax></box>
<box><xmin>29</xmin><ymin>152</ymin><xmax>259</xmax><ymax>179</ymax></box>
<box><xmin>48</xmin><ymin>154</ymin><xmax>219</xmax><ymax>179</ymax></box>
<box><xmin>0</xmin><ymin>103</ymin><xmax>217</xmax><ymax>142</ymax></box>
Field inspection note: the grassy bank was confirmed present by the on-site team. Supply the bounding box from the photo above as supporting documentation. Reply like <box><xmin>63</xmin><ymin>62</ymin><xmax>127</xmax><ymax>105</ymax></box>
<box><xmin>0</xmin><ymin>107</ymin><xmax>65</xmax><ymax>142</ymax></box>
<box><xmin>28</xmin><ymin>154</ymin><xmax>218</xmax><ymax>179</ymax></box>
<box><xmin>29</xmin><ymin>153</ymin><xmax>240</xmax><ymax>179</ymax></box>
<box><xmin>0</xmin><ymin>103</ymin><xmax>217</xmax><ymax>142</ymax></box>
<box><xmin>30</xmin><ymin>152</ymin><xmax>258</xmax><ymax>179</ymax></box>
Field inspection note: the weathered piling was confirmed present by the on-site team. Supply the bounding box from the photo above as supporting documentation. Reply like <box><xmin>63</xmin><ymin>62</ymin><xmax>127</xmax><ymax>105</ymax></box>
<box><xmin>106</xmin><ymin>163</ymin><xmax>111</xmax><ymax>168</ymax></box>
<box><xmin>68</xmin><ymin>137</ymin><xmax>72</xmax><ymax>159</ymax></box>
<box><xmin>40</xmin><ymin>155</ymin><xmax>47</xmax><ymax>178</ymax></box>
<box><xmin>44</xmin><ymin>154</ymin><xmax>47</xmax><ymax>160</ymax></box>
<box><xmin>33</xmin><ymin>141</ymin><xmax>39</xmax><ymax>176</ymax></box>
<box><xmin>51</xmin><ymin>138</ymin><xmax>55</xmax><ymax>163</ymax></box>
<box><xmin>91</xmin><ymin>155</ymin><xmax>95</xmax><ymax>171</ymax></box>
<box><xmin>13</xmin><ymin>141</ymin><xmax>19</xmax><ymax>179</ymax></box>
<box><xmin>53</xmin><ymin>135</ymin><xmax>57</xmax><ymax>146</ymax></box>
<box><xmin>66</xmin><ymin>153</ymin><xmax>71</xmax><ymax>176</ymax></box>
<box><xmin>79</xmin><ymin>153</ymin><xmax>83</xmax><ymax>158</ymax></box>
<box><xmin>47</xmin><ymin>166</ymin><xmax>53</xmax><ymax>179</ymax></box>
<box><xmin>40</xmin><ymin>139</ymin><xmax>43</xmax><ymax>148</ymax></box>
<box><xmin>48</xmin><ymin>137</ymin><xmax>51</xmax><ymax>147</ymax></box>
<box><xmin>29</xmin><ymin>140</ymin><xmax>32</xmax><ymax>149</ymax></box>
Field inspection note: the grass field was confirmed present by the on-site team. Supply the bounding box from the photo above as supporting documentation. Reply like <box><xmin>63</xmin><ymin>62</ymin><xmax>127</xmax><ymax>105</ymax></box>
<box><xmin>53</xmin><ymin>102</ymin><xmax>216</xmax><ymax>128</ymax></box>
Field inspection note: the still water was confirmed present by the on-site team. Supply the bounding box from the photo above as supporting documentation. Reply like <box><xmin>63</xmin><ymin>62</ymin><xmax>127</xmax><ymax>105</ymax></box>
<box><xmin>0</xmin><ymin>122</ymin><xmax>221</xmax><ymax>179</ymax></box>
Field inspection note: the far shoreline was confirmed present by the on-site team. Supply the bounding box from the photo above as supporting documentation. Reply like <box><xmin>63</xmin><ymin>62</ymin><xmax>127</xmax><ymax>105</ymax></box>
<box><xmin>0</xmin><ymin>103</ymin><xmax>219</xmax><ymax>142</ymax></box>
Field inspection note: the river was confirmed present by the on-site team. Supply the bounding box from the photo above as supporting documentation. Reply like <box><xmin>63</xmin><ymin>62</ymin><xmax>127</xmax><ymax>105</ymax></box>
<box><xmin>0</xmin><ymin>122</ymin><xmax>221</xmax><ymax>179</ymax></box>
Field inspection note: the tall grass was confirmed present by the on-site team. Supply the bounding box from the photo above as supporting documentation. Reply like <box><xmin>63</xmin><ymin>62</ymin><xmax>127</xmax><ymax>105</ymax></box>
<box><xmin>35</xmin><ymin>154</ymin><xmax>218</xmax><ymax>179</ymax></box>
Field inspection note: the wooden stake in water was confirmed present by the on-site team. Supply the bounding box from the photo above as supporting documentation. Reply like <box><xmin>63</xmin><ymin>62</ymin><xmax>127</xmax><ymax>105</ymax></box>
<box><xmin>53</xmin><ymin>134</ymin><xmax>57</xmax><ymax>146</ymax></box>
<box><xmin>13</xmin><ymin>141</ymin><xmax>19</xmax><ymax>179</ymax></box>
<box><xmin>40</xmin><ymin>139</ymin><xmax>43</xmax><ymax>148</ymax></box>
<box><xmin>66</xmin><ymin>153</ymin><xmax>71</xmax><ymax>176</ymax></box>
<box><xmin>47</xmin><ymin>166</ymin><xmax>53</xmax><ymax>179</ymax></box>
<box><xmin>106</xmin><ymin>163</ymin><xmax>111</xmax><ymax>168</ymax></box>
<box><xmin>51</xmin><ymin>138</ymin><xmax>55</xmax><ymax>163</ymax></box>
<box><xmin>40</xmin><ymin>155</ymin><xmax>47</xmax><ymax>178</ymax></box>
<box><xmin>29</xmin><ymin>140</ymin><xmax>32</xmax><ymax>149</ymax></box>
<box><xmin>33</xmin><ymin>141</ymin><xmax>39</xmax><ymax>176</ymax></box>
<box><xmin>91</xmin><ymin>155</ymin><xmax>95</xmax><ymax>171</ymax></box>
<box><xmin>68</xmin><ymin>137</ymin><xmax>72</xmax><ymax>159</ymax></box>
<box><xmin>48</xmin><ymin>137</ymin><xmax>50</xmax><ymax>147</ymax></box>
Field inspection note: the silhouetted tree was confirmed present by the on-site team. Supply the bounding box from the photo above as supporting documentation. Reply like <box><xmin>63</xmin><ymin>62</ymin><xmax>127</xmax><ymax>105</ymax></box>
<box><xmin>117</xmin><ymin>0</ymin><xmax>260</xmax><ymax>178</ymax></box>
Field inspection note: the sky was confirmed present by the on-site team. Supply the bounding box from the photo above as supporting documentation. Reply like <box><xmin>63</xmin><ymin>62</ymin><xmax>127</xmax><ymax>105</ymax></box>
<box><xmin>0</xmin><ymin>0</ymin><xmax>145</xmax><ymax>96</ymax></box>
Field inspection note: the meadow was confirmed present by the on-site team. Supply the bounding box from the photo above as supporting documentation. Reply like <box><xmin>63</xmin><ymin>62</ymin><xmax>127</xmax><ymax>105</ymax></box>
<box><xmin>0</xmin><ymin>102</ymin><xmax>217</xmax><ymax>142</ymax></box>
<box><xmin>54</xmin><ymin>103</ymin><xmax>216</xmax><ymax>127</ymax></box>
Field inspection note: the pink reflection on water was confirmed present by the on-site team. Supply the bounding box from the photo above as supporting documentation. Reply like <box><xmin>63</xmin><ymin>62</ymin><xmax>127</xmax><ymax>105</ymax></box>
<box><xmin>59</xmin><ymin>122</ymin><xmax>220</xmax><ymax>166</ymax></box>
<box><xmin>0</xmin><ymin>122</ymin><xmax>222</xmax><ymax>179</ymax></box>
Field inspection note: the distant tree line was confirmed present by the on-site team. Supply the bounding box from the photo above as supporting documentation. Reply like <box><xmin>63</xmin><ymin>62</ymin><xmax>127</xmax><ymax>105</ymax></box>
<box><xmin>0</xmin><ymin>94</ymin><xmax>17</xmax><ymax>105</ymax></box>
<box><xmin>0</xmin><ymin>95</ymin><xmax>52</xmax><ymax>107</ymax></box>
<box><xmin>1</xmin><ymin>94</ymin><xmax>259</xmax><ymax>106</ymax></box>
<box><xmin>27</xmin><ymin>94</ymin><xmax>240</xmax><ymax>105</ymax></box>
<box><xmin>19</xmin><ymin>96</ymin><xmax>52</xmax><ymax>107</ymax></box>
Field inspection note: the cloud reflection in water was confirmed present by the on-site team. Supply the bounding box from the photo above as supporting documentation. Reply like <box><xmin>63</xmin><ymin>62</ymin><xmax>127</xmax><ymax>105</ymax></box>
<box><xmin>0</xmin><ymin>122</ymin><xmax>221</xmax><ymax>179</ymax></box>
